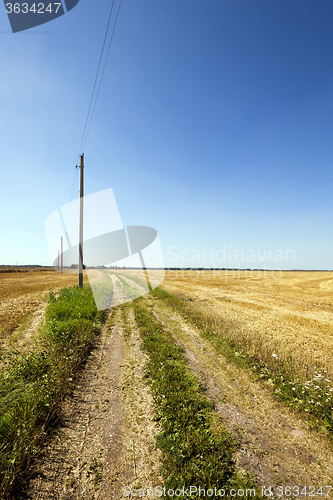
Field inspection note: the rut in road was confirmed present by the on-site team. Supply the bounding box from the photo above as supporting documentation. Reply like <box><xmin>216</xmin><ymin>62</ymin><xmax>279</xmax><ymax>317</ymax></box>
<box><xmin>145</xmin><ymin>293</ymin><xmax>333</xmax><ymax>490</ymax></box>
<box><xmin>105</xmin><ymin>274</ymin><xmax>333</xmax><ymax>488</ymax></box>
<box><xmin>21</xmin><ymin>306</ymin><xmax>162</xmax><ymax>499</ymax></box>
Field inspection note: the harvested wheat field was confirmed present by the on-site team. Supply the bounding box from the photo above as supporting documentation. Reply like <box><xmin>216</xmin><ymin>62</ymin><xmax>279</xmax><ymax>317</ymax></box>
<box><xmin>0</xmin><ymin>268</ymin><xmax>88</xmax><ymax>358</ymax></box>
<box><xmin>160</xmin><ymin>270</ymin><xmax>333</xmax><ymax>381</ymax></box>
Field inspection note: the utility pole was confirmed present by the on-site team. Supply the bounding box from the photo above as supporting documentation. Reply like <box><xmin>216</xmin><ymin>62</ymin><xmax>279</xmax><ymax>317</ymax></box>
<box><xmin>78</xmin><ymin>154</ymin><xmax>84</xmax><ymax>287</ymax></box>
<box><xmin>61</xmin><ymin>236</ymin><xmax>63</xmax><ymax>274</ymax></box>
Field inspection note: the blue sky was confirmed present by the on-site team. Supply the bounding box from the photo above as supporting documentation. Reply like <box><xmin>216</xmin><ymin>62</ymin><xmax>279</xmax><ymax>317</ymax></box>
<box><xmin>1</xmin><ymin>0</ymin><xmax>333</xmax><ymax>269</ymax></box>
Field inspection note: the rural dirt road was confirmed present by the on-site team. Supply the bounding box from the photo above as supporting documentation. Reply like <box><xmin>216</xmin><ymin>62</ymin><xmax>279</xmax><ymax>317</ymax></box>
<box><xmin>21</xmin><ymin>274</ymin><xmax>162</xmax><ymax>500</ymax></box>
<box><xmin>2</xmin><ymin>270</ymin><xmax>332</xmax><ymax>498</ymax></box>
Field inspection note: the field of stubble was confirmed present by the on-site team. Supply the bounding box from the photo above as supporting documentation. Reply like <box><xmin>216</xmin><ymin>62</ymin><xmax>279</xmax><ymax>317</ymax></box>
<box><xmin>0</xmin><ymin>268</ymin><xmax>88</xmax><ymax>357</ymax></box>
<box><xmin>160</xmin><ymin>270</ymin><xmax>333</xmax><ymax>380</ymax></box>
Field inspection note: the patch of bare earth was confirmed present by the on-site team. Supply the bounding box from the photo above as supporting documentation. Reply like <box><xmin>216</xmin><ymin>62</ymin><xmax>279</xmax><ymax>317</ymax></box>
<box><xmin>21</xmin><ymin>304</ymin><xmax>162</xmax><ymax>499</ymax></box>
<box><xmin>147</xmin><ymin>295</ymin><xmax>333</xmax><ymax>491</ymax></box>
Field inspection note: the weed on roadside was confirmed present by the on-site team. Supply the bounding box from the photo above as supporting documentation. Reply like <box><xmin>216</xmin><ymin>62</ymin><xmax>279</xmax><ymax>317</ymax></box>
<box><xmin>152</xmin><ymin>288</ymin><xmax>333</xmax><ymax>437</ymax></box>
<box><xmin>0</xmin><ymin>285</ymin><xmax>106</xmax><ymax>498</ymax></box>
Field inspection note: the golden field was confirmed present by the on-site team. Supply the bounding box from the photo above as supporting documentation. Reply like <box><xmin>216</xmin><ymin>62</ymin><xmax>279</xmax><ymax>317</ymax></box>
<box><xmin>160</xmin><ymin>270</ymin><xmax>333</xmax><ymax>380</ymax></box>
<box><xmin>0</xmin><ymin>268</ymin><xmax>88</xmax><ymax>348</ymax></box>
<box><xmin>1</xmin><ymin>267</ymin><xmax>333</xmax><ymax>381</ymax></box>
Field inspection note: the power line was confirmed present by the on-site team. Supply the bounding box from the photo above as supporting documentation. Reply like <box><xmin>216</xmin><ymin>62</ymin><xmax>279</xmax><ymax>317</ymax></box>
<box><xmin>78</xmin><ymin>0</ymin><xmax>117</xmax><ymax>158</ymax></box>
<box><xmin>66</xmin><ymin>0</ymin><xmax>122</xmax><ymax>209</ymax></box>
<box><xmin>67</xmin><ymin>165</ymin><xmax>79</xmax><ymax>204</ymax></box>
<box><xmin>82</xmin><ymin>0</ymin><xmax>122</xmax><ymax>152</ymax></box>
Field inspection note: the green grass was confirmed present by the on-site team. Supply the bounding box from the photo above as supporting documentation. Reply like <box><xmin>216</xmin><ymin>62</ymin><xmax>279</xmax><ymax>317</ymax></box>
<box><xmin>120</xmin><ymin>303</ymin><xmax>132</xmax><ymax>340</ymax></box>
<box><xmin>153</xmin><ymin>287</ymin><xmax>333</xmax><ymax>437</ymax></box>
<box><xmin>115</xmin><ymin>274</ymin><xmax>140</xmax><ymax>300</ymax></box>
<box><xmin>0</xmin><ymin>285</ymin><xmax>106</xmax><ymax>498</ymax></box>
<box><xmin>133</xmin><ymin>298</ymin><xmax>259</xmax><ymax>499</ymax></box>
<box><xmin>118</xmin><ymin>272</ymin><xmax>148</xmax><ymax>290</ymax></box>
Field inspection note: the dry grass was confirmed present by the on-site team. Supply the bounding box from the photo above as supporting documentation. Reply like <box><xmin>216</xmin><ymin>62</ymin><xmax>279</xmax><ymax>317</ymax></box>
<box><xmin>0</xmin><ymin>268</ymin><xmax>88</xmax><ymax>351</ymax></box>
<box><xmin>160</xmin><ymin>270</ymin><xmax>333</xmax><ymax>382</ymax></box>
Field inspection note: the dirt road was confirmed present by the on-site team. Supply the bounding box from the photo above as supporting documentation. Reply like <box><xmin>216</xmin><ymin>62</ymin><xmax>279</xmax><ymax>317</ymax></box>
<box><xmin>22</xmin><ymin>282</ymin><xmax>162</xmax><ymax>499</ymax></box>
<box><xmin>11</xmin><ymin>272</ymin><xmax>333</xmax><ymax>497</ymax></box>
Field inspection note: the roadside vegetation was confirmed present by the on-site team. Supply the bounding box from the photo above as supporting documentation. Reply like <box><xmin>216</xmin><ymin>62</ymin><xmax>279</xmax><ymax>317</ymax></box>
<box><xmin>116</xmin><ymin>271</ymin><xmax>148</xmax><ymax>289</ymax></box>
<box><xmin>153</xmin><ymin>287</ymin><xmax>333</xmax><ymax>436</ymax></box>
<box><xmin>133</xmin><ymin>298</ymin><xmax>260</xmax><ymax>498</ymax></box>
<box><xmin>0</xmin><ymin>285</ymin><xmax>106</xmax><ymax>498</ymax></box>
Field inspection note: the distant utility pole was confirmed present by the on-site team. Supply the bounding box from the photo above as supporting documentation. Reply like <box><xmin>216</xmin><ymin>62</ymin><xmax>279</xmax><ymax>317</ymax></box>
<box><xmin>78</xmin><ymin>154</ymin><xmax>84</xmax><ymax>288</ymax></box>
<box><xmin>61</xmin><ymin>236</ymin><xmax>63</xmax><ymax>273</ymax></box>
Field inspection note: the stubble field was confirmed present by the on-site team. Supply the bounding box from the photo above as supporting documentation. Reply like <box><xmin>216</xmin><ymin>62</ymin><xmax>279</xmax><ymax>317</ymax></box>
<box><xmin>160</xmin><ymin>269</ymin><xmax>333</xmax><ymax>381</ymax></box>
<box><xmin>2</xmin><ymin>267</ymin><xmax>332</xmax><ymax>381</ymax></box>
<box><xmin>0</xmin><ymin>268</ymin><xmax>88</xmax><ymax>358</ymax></box>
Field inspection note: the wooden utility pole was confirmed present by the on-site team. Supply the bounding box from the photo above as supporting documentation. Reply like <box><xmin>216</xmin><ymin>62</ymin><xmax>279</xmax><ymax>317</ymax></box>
<box><xmin>61</xmin><ymin>236</ymin><xmax>63</xmax><ymax>273</ymax></box>
<box><xmin>78</xmin><ymin>154</ymin><xmax>84</xmax><ymax>287</ymax></box>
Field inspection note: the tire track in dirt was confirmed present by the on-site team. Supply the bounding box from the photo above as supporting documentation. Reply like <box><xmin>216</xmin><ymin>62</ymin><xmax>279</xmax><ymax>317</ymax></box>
<box><xmin>22</xmin><ymin>310</ymin><xmax>127</xmax><ymax>499</ymax></box>
<box><xmin>119</xmin><ymin>307</ymin><xmax>162</xmax><ymax>494</ymax></box>
<box><xmin>21</xmin><ymin>299</ymin><xmax>162</xmax><ymax>498</ymax></box>
<box><xmin>146</xmin><ymin>295</ymin><xmax>333</xmax><ymax>491</ymax></box>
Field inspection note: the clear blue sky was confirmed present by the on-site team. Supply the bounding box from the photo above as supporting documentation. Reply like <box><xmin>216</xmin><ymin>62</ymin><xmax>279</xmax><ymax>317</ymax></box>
<box><xmin>1</xmin><ymin>0</ymin><xmax>333</xmax><ymax>270</ymax></box>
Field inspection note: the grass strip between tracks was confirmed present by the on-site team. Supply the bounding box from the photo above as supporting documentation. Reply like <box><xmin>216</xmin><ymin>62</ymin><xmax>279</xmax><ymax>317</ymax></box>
<box><xmin>153</xmin><ymin>287</ymin><xmax>333</xmax><ymax>438</ymax></box>
<box><xmin>133</xmin><ymin>298</ymin><xmax>259</xmax><ymax>498</ymax></box>
<box><xmin>0</xmin><ymin>285</ymin><xmax>106</xmax><ymax>498</ymax></box>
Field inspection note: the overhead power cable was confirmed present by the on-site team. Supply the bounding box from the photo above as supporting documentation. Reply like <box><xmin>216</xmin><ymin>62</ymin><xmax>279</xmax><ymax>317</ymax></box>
<box><xmin>78</xmin><ymin>0</ymin><xmax>117</xmax><ymax>160</ymax></box>
<box><xmin>66</xmin><ymin>0</ymin><xmax>122</xmax><ymax>208</ymax></box>
<box><xmin>82</xmin><ymin>0</ymin><xmax>122</xmax><ymax>152</ymax></box>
